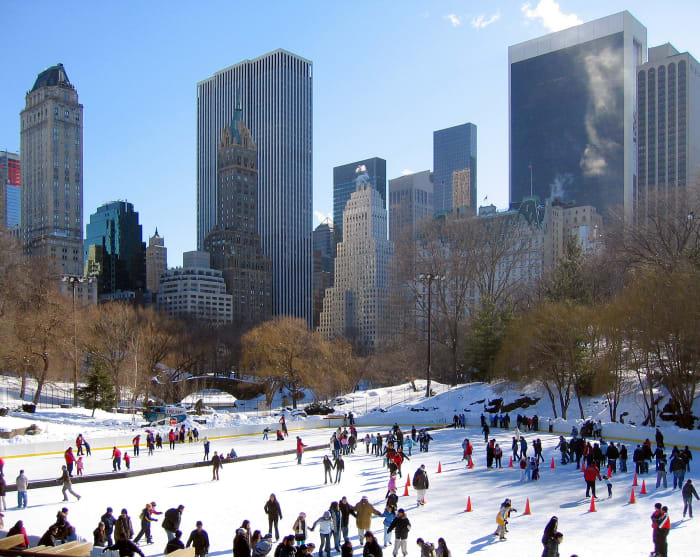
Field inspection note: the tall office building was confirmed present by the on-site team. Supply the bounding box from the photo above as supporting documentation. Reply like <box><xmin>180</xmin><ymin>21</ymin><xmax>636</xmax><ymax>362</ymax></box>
<box><xmin>509</xmin><ymin>11</ymin><xmax>647</xmax><ymax>220</ymax></box>
<box><xmin>146</xmin><ymin>229</ymin><xmax>167</xmax><ymax>294</ymax></box>
<box><xmin>0</xmin><ymin>151</ymin><xmax>20</xmax><ymax>229</ymax></box>
<box><xmin>197</xmin><ymin>49</ymin><xmax>312</xmax><ymax>322</ymax></box>
<box><xmin>452</xmin><ymin>168</ymin><xmax>472</xmax><ymax>214</ymax></box>
<box><xmin>333</xmin><ymin>157</ymin><xmax>386</xmax><ymax>246</ymax></box>
<box><xmin>312</xmin><ymin>218</ymin><xmax>334</xmax><ymax>329</ymax></box>
<box><xmin>636</xmin><ymin>44</ymin><xmax>700</xmax><ymax>218</ymax></box>
<box><xmin>319</xmin><ymin>174</ymin><xmax>393</xmax><ymax>352</ymax></box>
<box><xmin>388</xmin><ymin>170</ymin><xmax>434</xmax><ymax>243</ymax></box>
<box><xmin>433</xmin><ymin>123</ymin><xmax>477</xmax><ymax>214</ymax></box>
<box><xmin>84</xmin><ymin>201</ymin><xmax>146</xmax><ymax>296</ymax></box>
<box><xmin>204</xmin><ymin>106</ymin><xmax>272</xmax><ymax>323</ymax></box>
<box><xmin>20</xmin><ymin>63</ymin><xmax>83</xmax><ymax>274</ymax></box>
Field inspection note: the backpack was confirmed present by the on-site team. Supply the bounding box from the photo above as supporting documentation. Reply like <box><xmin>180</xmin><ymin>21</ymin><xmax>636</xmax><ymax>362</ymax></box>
<box><xmin>422</xmin><ymin>543</ymin><xmax>437</xmax><ymax>557</ymax></box>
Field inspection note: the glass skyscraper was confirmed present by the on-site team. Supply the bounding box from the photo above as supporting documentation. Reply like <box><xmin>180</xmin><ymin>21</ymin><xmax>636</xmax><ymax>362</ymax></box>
<box><xmin>509</xmin><ymin>11</ymin><xmax>647</xmax><ymax>220</ymax></box>
<box><xmin>197</xmin><ymin>49</ymin><xmax>313</xmax><ymax>322</ymax></box>
<box><xmin>433</xmin><ymin>123</ymin><xmax>477</xmax><ymax>214</ymax></box>
<box><xmin>333</xmin><ymin>157</ymin><xmax>386</xmax><ymax>246</ymax></box>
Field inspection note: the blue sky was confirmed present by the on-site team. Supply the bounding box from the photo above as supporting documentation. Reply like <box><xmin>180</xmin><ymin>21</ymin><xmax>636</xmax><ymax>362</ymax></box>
<box><xmin>2</xmin><ymin>0</ymin><xmax>699</xmax><ymax>266</ymax></box>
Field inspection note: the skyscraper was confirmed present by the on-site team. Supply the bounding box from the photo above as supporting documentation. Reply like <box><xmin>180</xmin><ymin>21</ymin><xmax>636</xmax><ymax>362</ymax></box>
<box><xmin>84</xmin><ymin>201</ymin><xmax>146</xmax><ymax>296</ymax></box>
<box><xmin>509</xmin><ymin>11</ymin><xmax>647</xmax><ymax>220</ymax></box>
<box><xmin>146</xmin><ymin>229</ymin><xmax>167</xmax><ymax>294</ymax></box>
<box><xmin>433</xmin><ymin>123</ymin><xmax>477</xmax><ymax>215</ymax></box>
<box><xmin>20</xmin><ymin>63</ymin><xmax>83</xmax><ymax>274</ymax></box>
<box><xmin>636</xmin><ymin>44</ymin><xmax>700</xmax><ymax>218</ymax></box>
<box><xmin>319</xmin><ymin>172</ymin><xmax>393</xmax><ymax>352</ymax></box>
<box><xmin>204</xmin><ymin>106</ymin><xmax>272</xmax><ymax>324</ymax></box>
<box><xmin>197</xmin><ymin>49</ymin><xmax>312</xmax><ymax>322</ymax></box>
<box><xmin>0</xmin><ymin>150</ymin><xmax>20</xmax><ymax>229</ymax></box>
<box><xmin>388</xmin><ymin>170</ymin><xmax>434</xmax><ymax>243</ymax></box>
<box><xmin>333</xmin><ymin>157</ymin><xmax>386</xmax><ymax>246</ymax></box>
<box><xmin>312</xmin><ymin>218</ymin><xmax>334</xmax><ymax>329</ymax></box>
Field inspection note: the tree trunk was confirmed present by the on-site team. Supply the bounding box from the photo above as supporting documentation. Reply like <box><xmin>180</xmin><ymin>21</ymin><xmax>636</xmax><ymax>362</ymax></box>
<box><xmin>19</xmin><ymin>368</ymin><xmax>27</xmax><ymax>401</ymax></box>
<box><xmin>543</xmin><ymin>382</ymin><xmax>557</xmax><ymax>418</ymax></box>
<box><xmin>32</xmin><ymin>358</ymin><xmax>49</xmax><ymax>405</ymax></box>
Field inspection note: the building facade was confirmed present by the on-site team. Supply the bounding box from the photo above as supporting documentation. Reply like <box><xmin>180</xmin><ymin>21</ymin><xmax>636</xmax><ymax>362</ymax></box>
<box><xmin>509</xmin><ymin>11</ymin><xmax>647</xmax><ymax>221</ymax></box>
<box><xmin>197</xmin><ymin>49</ymin><xmax>312</xmax><ymax>322</ymax></box>
<box><xmin>0</xmin><ymin>151</ymin><xmax>20</xmax><ymax>229</ymax></box>
<box><xmin>312</xmin><ymin>218</ymin><xmax>334</xmax><ymax>329</ymax></box>
<box><xmin>158</xmin><ymin>251</ymin><xmax>233</xmax><ymax>324</ymax></box>
<box><xmin>636</xmin><ymin>44</ymin><xmax>700</xmax><ymax>218</ymax></box>
<box><xmin>319</xmin><ymin>183</ymin><xmax>393</xmax><ymax>351</ymax></box>
<box><xmin>20</xmin><ymin>63</ymin><xmax>83</xmax><ymax>274</ymax></box>
<box><xmin>204</xmin><ymin>108</ymin><xmax>272</xmax><ymax>323</ymax></box>
<box><xmin>388</xmin><ymin>170</ymin><xmax>434</xmax><ymax>243</ymax></box>
<box><xmin>84</xmin><ymin>201</ymin><xmax>146</xmax><ymax>296</ymax></box>
<box><xmin>333</xmin><ymin>157</ymin><xmax>386</xmax><ymax>246</ymax></box>
<box><xmin>452</xmin><ymin>168</ymin><xmax>472</xmax><ymax>214</ymax></box>
<box><xmin>433</xmin><ymin>123</ymin><xmax>477</xmax><ymax>215</ymax></box>
<box><xmin>146</xmin><ymin>229</ymin><xmax>167</xmax><ymax>294</ymax></box>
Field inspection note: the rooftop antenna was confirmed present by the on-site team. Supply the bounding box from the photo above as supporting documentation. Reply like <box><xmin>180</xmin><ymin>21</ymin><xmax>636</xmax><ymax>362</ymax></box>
<box><xmin>528</xmin><ymin>163</ymin><xmax>533</xmax><ymax>197</ymax></box>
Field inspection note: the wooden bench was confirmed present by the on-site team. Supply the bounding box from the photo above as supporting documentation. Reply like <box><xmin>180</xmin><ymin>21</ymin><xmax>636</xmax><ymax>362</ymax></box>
<box><xmin>167</xmin><ymin>547</ymin><xmax>195</xmax><ymax>557</ymax></box>
<box><xmin>0</xmin><ymin>536</ymin><xmax>26</xmax><ymax>550</ymax></box>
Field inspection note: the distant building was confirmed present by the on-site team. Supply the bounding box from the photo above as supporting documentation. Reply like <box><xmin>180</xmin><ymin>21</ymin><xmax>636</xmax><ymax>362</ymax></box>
<box><xmin>636</xmin><ymin>43</ymin><xmax>700</xmax><ymax>218</ymax></box>
<box><xmin>158</xmin><ymin>251</ymin><xmax>233</xmax><ymax>324</ymax></box>
<box><xmin>20</xmin><ymin>63</ymin><xmax>84</xmax><ymax>274</ymax></box>
<box><xmin>333</xmin><ymin>157</ymin><xmax>386</xmax><ymax>246</ymax></box>
<box><xmin>197</xmin><ymin>49</ymin><xmax>312</xmax><ymax>322</ymax></box>
<box><xmin>204</xmin><ymin>106</ymin><xmax>272</xmax><ymax>324</ymax></box>
<box><xmin>84</xmin><ymin>201</ymin><xmax>146</xmax><ymax>296</ymax></box>
<box><xmin>319</xmin><ymin>175</ymin><xmax>393</xmax><ymax>352</ymax></box>
<box><xmin>509</xmin><ymin>11</ymin><xmax>647</xmax><ymax>220</ymax></box>
<box><xmin>312</xmin><ymin>218</ymin><xmax>334</xmax><ymax>329</ymax></box>
<box><xmin>433</xmin><ymin>123</ymin><xmax>477</xmax><ymax>215</ymax></box>
<box><xmin>0</xmin><ymin>150</ymin><xmax>20</xmax><ymax>229</ymax></box>
<box><xmin>146</xmin><ymin>229</ymin><xmax>167</xmax><ymax>294</ymax></box>
<box><xmin>58</xmin><ymin>276</ymin><xmax>97</xmax><ymax>306</ymax></box>
<box><xmin>388</xmin><ymin>170</ymin><xmax>434</xmax><ymax>243</ymax></box>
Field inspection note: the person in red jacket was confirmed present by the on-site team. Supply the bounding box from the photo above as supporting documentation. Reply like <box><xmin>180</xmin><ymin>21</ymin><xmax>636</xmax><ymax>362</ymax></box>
<box><xmin>112</xmin><ymin>447</ymin><xmax>122</xmax><ymax>472</ymax></box>
<box><xmin>584</xmin><ymin>462</ymin><xmax>602</xmax><ymax>499</ymax></box>
<box><xmin>296</xmin><ymin>437</ymin><xmax>306</xmax><ymax>465</ymax></box>
<box><xmin>132</xmin><ymin>435</ymin><xmax>140</xmax><ymax>456</ymax></box>
<box><xmin>64</xmin><ymin>447</ymin><xmax>76</xmax><ymax>476</ymax></box>
<box><xmin>124</xmin><ymin>452</ymin><xmax>131</xmax><ymax>470</ymax></box>
<box><xmin>7</xmin><ymin>520</ymin><xmax>30</xmax><ymax>548</ymax></box>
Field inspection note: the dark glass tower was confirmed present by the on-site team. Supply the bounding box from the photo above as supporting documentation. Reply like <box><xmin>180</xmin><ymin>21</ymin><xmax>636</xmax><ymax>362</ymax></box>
<box><xmin>333</xmin><ymin>157</ymin><xmax>386</xmax><ymax>246</ymax></box>
<box><xmin>84</xmin><ymin>201</ymin><xmax>146</xmax><ymax>295</ymax></box>
<box><xmin>433</xmin><ymin>123</ymin><xmax>477</xmax><ymax>214</ymax></box>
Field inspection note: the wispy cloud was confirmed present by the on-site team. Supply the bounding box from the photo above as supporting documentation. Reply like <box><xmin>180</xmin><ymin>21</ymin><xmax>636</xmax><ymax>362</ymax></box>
<box><xmin>313</xmin><ymin>211</ymin><xmax>333</xmax><ymax>225</ymax></box>
<box><xmin>444</xmin><ymin>14</ymin><xmax>462</xmax><ymax>27</ymax></box>
<box><xmin>521</xmin><ymin>0</ymin><xmax>582</xmax><ymax>32</ymax></box>
<box><xmin>471</xmin><ymin>12</ymin><xmax>501</xmax><ymax>29</ymax></box>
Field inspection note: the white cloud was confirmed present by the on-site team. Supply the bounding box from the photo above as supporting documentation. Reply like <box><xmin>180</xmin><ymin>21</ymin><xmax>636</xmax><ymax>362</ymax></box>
<box><xmin>401</xmin><ymin>169</ymin><xmax>416</xmax><ymax>176</ymax></box>
<box><xmin>471</xmin><ymin>12</ymin><xmax>501</xmax><ymax>29</ymax></box>
<box><xmin>313</xmin><ymin>211</ymin><xmax>333</xmax><ymax>225</ymax></box>
<box><xmin>521</xmin><ymin>0</ymin><xmax>582</xmax><ymax>32</ymax></box>
<box><xmin>444</xmin><ymin>14</ymin><xmax>462</xmax><ymax>27</ymax></box>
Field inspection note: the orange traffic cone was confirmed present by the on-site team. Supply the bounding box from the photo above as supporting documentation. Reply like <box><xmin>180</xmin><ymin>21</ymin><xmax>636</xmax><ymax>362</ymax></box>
<box><xmin>403</xmin><ymin>477</ymin><xmax>410</xmax><ymax>496</ymax></box>
<box><xmin>641</xmin><ymin>480</ymin><xmax>647</xmax><ymax>495</ymax></box>
<box><xmin>524</xmin><ymin>498</ymin><xmax>531</xmax><ymax>515</ymax></box>
<box><xmin>633</xmin><ymin>473</ymin><xmax>638</xmax><ymax>486</ymax></box>
<box><xmin>588</xmin><ymin>497</ymin><xmax>597</xmax><ymax>512</ymax></box>
<box><xmin>421</xmin><ymin>497</ymin><xmax>426</xmax><ymax>505</ymax></box>
<box><xmin>509</xmin><ymin>457</ymin><xmax>513</xmax><ymax>468</ymax></box>
<box><xmin>465</xmin><ymin>496</ymin><xmax>472</xmax><ymax>512</ymax></box>
<box><xmin>437</xmin><ymin>462</ymin><xmax>442</xmax><ymax>473</ymax></box>
<box><xmin>406</xmin><ymin>475</ymin><xmax>411</xmax><ymax>487</ymax></box>
<box><xmin>629</xmin><ymin>488</ymin><xmax>636</xmax><ymax>504</ymax></box>
<box><xmin>550</xmin><ymin>458</ymin><xmax>555</xmax><ymax>469</ymax></box>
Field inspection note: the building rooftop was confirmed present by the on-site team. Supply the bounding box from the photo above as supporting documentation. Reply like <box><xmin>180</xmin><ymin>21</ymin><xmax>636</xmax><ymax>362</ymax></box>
<box><xmin>31</xmin><ymin>63</ymin><xmax>72</xmax><ymax>92</ymax></box>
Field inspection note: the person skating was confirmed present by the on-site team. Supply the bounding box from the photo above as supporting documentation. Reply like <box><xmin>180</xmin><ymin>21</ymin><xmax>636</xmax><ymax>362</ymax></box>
<box><xmin>253</xmin><ymin>533</ymin><xmax>274</xmax><ymax>557</ymax></box>
<box><xmin>381</xmin><ymin>505</ymin><xmax>396</xmax><ymax>548</ymax></box>
<box><xmin>94</xmin><ymin>522</ymin><xmax>109</xmax><ymax>547</ymax></box>
<box><xmin>292</xmin><ymin>512</ymin><xmax>308</xmax><ymax>546</ymax></box>
<box><xmin>541</xmin><ymin>516</ymin><xmax>559</xmax><ymax>556</ymax></box>
<box><xmin>102</xmin><ymin>507</ymin><xmax>117</xmax><ymax>545</ymax></box>
<box><xmin>309</xmin><ymin>510</ymin><xmax>333</xmax><ymax>557</ymax></box>
<box><xmin>132</xmin><ymin>435</ymin><xmax>140</xmax><ymax>456</ymax></box>
<box><xmin>416</xmin><ymin>538</ymin><xmax>436</xmax><ymax>557</ymax></box>
<box><xmin>329</xmin><ymin>501</ymin><xmax>342</xmax><ymax>551</ymax></box>
<box><xmin>413</xmin><ymin>464</ymin><xmax>429</xmax><ymax>506</ymax></box>
<box><xmin>115</xmin><ymin>508</ymin><xmax>135</xmax><ymax>541</ymax></box>
<box><xmin>682</xmin><ymin>479</ymin><xmax>699</xmax><ymax>518</ymax></box>
<box><xmin>296</xmin><ymin>437</ymin><xmax>306</xmax><ymax>465</ymax></box>
<box><xmin>211</xmin><ymin>451</ymin><xmax>223</xmax><ymax>480</ymax></box>
<box><xmin>495</xmin><ymin>500</ymin><xmax>511</xmax><ymax>540</ymax></box>
<box><xmin>584</xmin><ymin>461</ymin><xmax>602</xmax><ymax>499</ymax></box>
<box><xmin>124</xmin><ymin>451</ymin><xmax>131</xmax><ymax>470</ymax></box>
<box><xmin>103</xmin><ymin>537</ymin><xmax>146</xmax><ymax>557</ymax></box>
<box><xmin>492</xmin><ymin>499</ymin><xmax>517</xmax><ymax>536</ymax></box>
<box><xmin>203</xmin><ymin>437</ymin><xmax>210</xmax><ymax>461</ymax></box>
<box><xmin>387</xmin><ymin>508</ymin><xmax>410</xmax><ymax>557</ymax></box>
<box><xmin>112</xmin><ymin>446</ymin><xmax>122</xmax><ymax>471</ymax></box>
<box><xmin>354</xmin><ymin>495</ymin><xmax>381</xmax><ymax>542</ymax></box>
<box><xmin>323</xmin><ymin>455</ymin><xmax>334</xmax><ymax>484</ymax></box>
<box><xmin>15</xmin><ymin>470</ymin><xmax>28</xmax><ymax>509</ymax></box>
<box><xmin>233</xmin><ymin>528</ymin><xmax>251</xmax><ymax>557</ymax></box>
<box><xmin>163</xmin><ymin>504</ymin><xmax>185</xmax><ymax>541</ymax></box>
<box><xmin>59</xmin><ymin>464</ymin><xmax>81</xmax><ymax>501</ymax></box>
<box><xmin>64</xmin><ymin>447</ymin><xmax>76</xmax><ymax>476</ymax></box>
<box><xmin>134</xmin><ymin>503</ymin><xmax>158</xmax><ymax>544</ymax></box>
<box><xmin>541</xmin><ymin>531</ymin><xmax>563</xmax><ymax>557</ymax></box>
<box><xmin>334</xmin><ymin>455</ymin><xmax>345</xmax><ymax>483</ymax></box>
<box><xmin>652</xmin><ymin>505</ymin><xmax>671</xmax><ymax>557</ymax></box>
<box><xmin>362</xmin><ymin>531</ymin><xmax>382</xmax><ymax>557</ymax></box>
<box><xmin>436</xmin><ymin>538</ymin><xmax>450</xmax><ymax>557</ymax></box>
<box><xmin>338</xmin><ymin>496</ymin><xmax>355</xmax><ymax>544</ymax></box>
<box><xmin>165</xmin><ymin>530</ymin><xmax>185</xmax><ymax>555</ymax></box>
<box><xmin>187</xmin><ymin>520</ymin><xmax>210</xmax><ymax>557</ymax></box>
<box><xmin>280</xmin><ymin>416</ymin><xmax>288</xmax><ymax>437</ymax></box>
<box><xmin>264</xmin><ymin>493</ymin><xmax>283</xmax><ymax>541</ymax></box>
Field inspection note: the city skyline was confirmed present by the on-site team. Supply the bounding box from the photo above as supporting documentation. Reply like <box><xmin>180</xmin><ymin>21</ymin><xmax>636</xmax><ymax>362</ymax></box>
<box><xmin>2</xmin><ymin>2</ymin><xmax>699</xmax><ymax>265</ymax></box>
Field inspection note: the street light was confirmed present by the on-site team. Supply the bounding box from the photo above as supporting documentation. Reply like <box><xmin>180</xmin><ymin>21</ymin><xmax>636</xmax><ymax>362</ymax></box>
<box><xmin>418</xmin><ymin>273</ymin><xmax>444</xmax><ymax>398</ymax></box>
<box><xmin>62</xmin><ymin>275</ymin><xmax>91</xmax><ymax>406</ymax></box>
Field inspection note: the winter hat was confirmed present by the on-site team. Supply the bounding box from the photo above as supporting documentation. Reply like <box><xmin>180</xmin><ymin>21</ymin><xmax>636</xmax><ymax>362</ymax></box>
<box><xmin>263</xmin><ymin>533</ymin><xmax>273</xmax><ymax>540</ymax></box>
<box><xmin>323</xmin><ymin>511</ymin><xmax>330</xmax><ymax>519</ymax></box>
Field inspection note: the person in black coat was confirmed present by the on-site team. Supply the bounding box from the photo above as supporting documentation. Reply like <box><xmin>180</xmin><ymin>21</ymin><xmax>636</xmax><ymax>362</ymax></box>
<box><xmin>540</xmin><ymin>516</ymin><xmax>559</xmax><ymax>555</ymax></box>
<box><xmin>264</xmin><ymin>494</ymin><xmax>282</xmax><ymax>541</ymax></box>
<box><xmin>323</xmin><ymin>456</ymin><xmax>335</xmax><ymax>484</ymax></box>
<box><xmin>187</xmin><ymin>521</ymin><xmax>210</xmax><ymax>557</ymax></box>
<box><xmin>387</xmin><ymin>509</ymin><xmax>411</xmax><ymax>556</ymax></box>
<box><xmin>234</xmin><ymin>528</ymin><xmax>251</xmax><ymax>557</ymax></box>
<box><xmin>338</xmin><ymin>496</ymin><xmax>355</xmax><ymax>543</ymax></box>
<box><xmin>165</xmin><ymin>530</ymin><xmax>185</xmax><ymax>555</ymax></box>
<box><xmin>163</xmin><ymin>505</ymin><xmax>185</xmax><ymax>540</ymax></box>
<box><xmin>39</xmin><ymin>525</ymin><xmax>59</xmax><ymax>546</ymax></box>
<box><xmin>362</xmin><ymin>531</ymin><xmax>382</xmax><ymax>557</ymax></box>
<box><xmin>103</xmin><ymin>538</ymin><xmax>145</xmax><ymax>557</ymax></box>
<box><xmin>102</xmin><ymin>507</ymin><xmax>117</xmax><ymax>546</ymax></box>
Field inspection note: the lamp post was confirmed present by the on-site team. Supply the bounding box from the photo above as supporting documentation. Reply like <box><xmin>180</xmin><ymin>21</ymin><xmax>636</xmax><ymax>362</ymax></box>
<box><xmin>62</xmin><ymin>275</ymin><xmax>90</xmax><ymax>406</ymax></box>
<box><xmin>419</xmin><ymin>273</ymin><xmax>444</xmax><ymax>398</ymax></box>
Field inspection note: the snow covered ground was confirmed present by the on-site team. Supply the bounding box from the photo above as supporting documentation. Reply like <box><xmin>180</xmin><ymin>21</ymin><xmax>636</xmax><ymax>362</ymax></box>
<box><xmin>0</xmin><ymin>426</ymin><xmax>697</xmax><ymax>557</ymax></box>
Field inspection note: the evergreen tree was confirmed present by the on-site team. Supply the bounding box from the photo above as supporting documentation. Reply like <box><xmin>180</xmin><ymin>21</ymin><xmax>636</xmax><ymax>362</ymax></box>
<box><xmin>465</xmin><ymin>298</ymin><xmax>513</xmax><ymax>381</ymax></box>
<box><xmin>78</xmin><ymin>362</ymin><xmax>116</xmax><ymax>417</ymax></box>
<box><xmin>545</xmin><ymin>234</ymin><xmax>591</xmax><ymax>304</ymax></box>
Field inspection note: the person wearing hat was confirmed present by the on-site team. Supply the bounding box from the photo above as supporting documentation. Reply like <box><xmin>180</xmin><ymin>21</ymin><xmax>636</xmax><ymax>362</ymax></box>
<box><xmin>412</xmin><ymin>465</ymin><xmax>429</xmax><ymax>506</ymax></box>
<box><xmin>253</xmin><ymin>533</ymin><xmax>274</xmax><ymax>557</ymax></box>
<box><xmin>354</xmin><ymin>496</ymin><xmax>382</xmax><ymax>543</ymax></box>
<box><xmin>387</xmin><ymin>508</ymin><xmax>410</xmax><ymax>557</ymax></box>
<box><xmin>134</xmin><ymin>503</ymin><xmax>158</xmax><ymax>544</ymax></box>
<box><xmin>233</xmin><ymin>528</ymin><xmax>251</xmax><ymax>557</ymax></box>
<box><xmin>163</xmin><ymin>504</ymin><xmax>185</xmax><ymax>541</ymax></box>
<box><xmin>495</xmin><ymin>500</ymin><xmax>510</xmax><ymax>540</ymax></box>
<box><xmin>186</xmin><ymin>520</ymin><xmax>210</xmax><ymax>557</ymax></box>
<box><xmin>309</xmin><ymin>510</ymin><xmax>334</xmax><ymax>557</ymax></box>
<box><xmin>102</xmin><ymin>507</ymin><xmax>117</xmax><ymax>545</ymax></box>
<box><xmin>59</xmin><ymin>464</ymin><xmax>81</xmax><ymax>501</ymax></box>
<box><xmin>362</xmin><ymin>531</ymin><xmax>382</xmax><ymax>557</ymax></box>
<box><xmin>293</xmin><ymin>512</ymin><xmax>308</xmax><ymax>546</ymax></box>
<box><xmin>682</xmin><ymin>479</ymin><xmax>699</xmax><ymax>518</ymax></box>
<box><xmin>115</xmin><ymin>508</ymin><xmax>134</xmax><ymax>541</ymax></box>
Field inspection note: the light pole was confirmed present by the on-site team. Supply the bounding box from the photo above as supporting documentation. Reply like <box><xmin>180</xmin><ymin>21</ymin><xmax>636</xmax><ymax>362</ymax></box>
<box><xmin>62</xmin><ymin>275</ymin><xmax>89</xmax><ymax>406</ymax></box>
<box><xmin>419</xmin><ymin>274</ymin><xmax>444</xmax><ymax>398</ymax></box>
